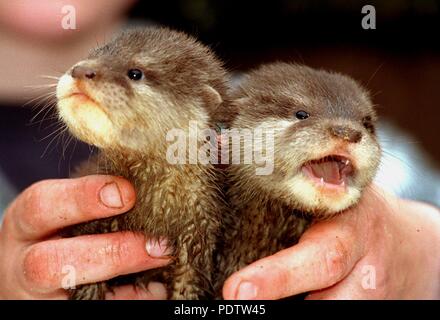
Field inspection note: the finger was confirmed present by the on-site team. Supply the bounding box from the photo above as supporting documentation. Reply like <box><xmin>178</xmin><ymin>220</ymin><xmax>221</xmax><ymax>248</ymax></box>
<box><xmin>4</xmin><ymin>175</ymin><xmax>136</xmax><ymax>241</ymax></box>
<box><xmin>21</xmin><ymin>232</ymin><xmax>172</xmax><ymax>293</ymax></box>
<box><xmin>223</xmin><ymin>217</ymin><xmax>366</xmax><ymax>300</ymax></box>
<box><xmin>106</xmin><ymin>282</ymin><xmax>168</xmax><ymax>300</ymax></box>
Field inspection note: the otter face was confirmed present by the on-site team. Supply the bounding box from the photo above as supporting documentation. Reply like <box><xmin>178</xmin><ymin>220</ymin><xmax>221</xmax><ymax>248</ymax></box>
<box><xmin>56</xmin><ymin>28</ymin><xmax>225</xmax><ymax>151</ymax></box>
<box><xmin>231</xmin><ymin>63</ymin><xmax>381</xmax><ymax>216</ymax></box>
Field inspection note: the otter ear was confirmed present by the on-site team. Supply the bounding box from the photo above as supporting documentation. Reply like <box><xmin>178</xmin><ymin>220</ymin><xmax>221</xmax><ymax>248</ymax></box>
<box><xmin>203</xmin><ymin>85</ymin><xmax>222</xmax><ymax>107</ymax></box>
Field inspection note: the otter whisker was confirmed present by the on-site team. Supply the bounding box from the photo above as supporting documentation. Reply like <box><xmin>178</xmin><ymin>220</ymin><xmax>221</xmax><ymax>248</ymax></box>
<box><xmin>365</xmin><ymin>62</ymin><xmax>385</xmax><ymax>88</ymax></box>
<box><xmin>40</xmin><ymin>75</ymin><xmax>61</xmax><ymax>81</ymax></box>
<box><xmin>24</xmin><ymin>83</ymin><xmax>58</xmax><ymax>89</ymax></box>
<box><xmin>54</xmin><ymin>27</ymin><xmax>228</xmax><ymax>300</ymax></box>
<box><xmin>23</xmin><ymin>91</ymin><xmax>56</xmax><ymax>109</ymax></box>
<box><xmin>40</xmin><ymin>124</ymin><xmax>68</xmax><ymax>159</ymax></box>
<box><xmin>29</xmin><ymin>100</ymin><xmax>57</xmax><ymax>125</ymax></box>
<box><xmin>66</xmin><ymin>138</ymin><xmax>79</xmax><ymax>177</ymax></box>
<box><xmin>39</xmin><ymin>114</ymin><xmax>59</xmax><ymax>130</ymax></box>
<box><xmin>38</xmin><ymin>124</ymin><xmax>67</xmax><ymax>142</ymax></box>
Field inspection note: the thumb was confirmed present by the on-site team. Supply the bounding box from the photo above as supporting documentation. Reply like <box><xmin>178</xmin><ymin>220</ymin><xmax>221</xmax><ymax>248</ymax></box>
<box><xmin>223</xmin><ymin>212</ymin><xmax>367</xmax><ymax>300</ymax></box>
<box><xmin>222</xmin><ymin>186</ymin><xmax>389</xmax><ymax>300</ymax></box>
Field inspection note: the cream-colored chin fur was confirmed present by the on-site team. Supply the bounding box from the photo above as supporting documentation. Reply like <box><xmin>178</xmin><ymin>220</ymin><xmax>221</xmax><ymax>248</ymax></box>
<box><xmin>56</xmin><ymin>74</ymin><xmax>116</xmax><ymax>148</ymax></box>
<box><xmin>286</xmin><ymin>174</ymin><xmax>360</xmax><ymax>213</ymax></box>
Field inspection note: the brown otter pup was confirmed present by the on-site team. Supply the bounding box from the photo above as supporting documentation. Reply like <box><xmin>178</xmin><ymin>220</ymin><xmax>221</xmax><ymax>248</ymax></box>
<box><xmin>215</xmin><ymin>62</ymin><xmax>381</xmax><ymax>297</ymax></box>
<box><xmin>56</xmin><ymin>27</ymin><xmax>228</xmax><ymax>299</ymax></box>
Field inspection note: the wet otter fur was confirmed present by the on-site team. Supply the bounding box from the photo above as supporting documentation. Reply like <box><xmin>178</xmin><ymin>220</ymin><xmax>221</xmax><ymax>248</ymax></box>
<box><xmin>56</xmin><ymin>27</ymin><xmax>228</xmax><ymax>299</ymax></box>
<box><xmin>215</xmin><ymin>63</ymin><xmax>381</xmax><ymax>298</ymax></box>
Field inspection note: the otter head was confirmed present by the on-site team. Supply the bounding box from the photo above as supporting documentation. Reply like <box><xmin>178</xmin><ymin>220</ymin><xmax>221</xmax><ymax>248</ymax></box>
<box><xmin>230</xmin><ymin>63</ymin><xmax>381</xmax><ymax>217</ymax></box>
<box><xmin>56</xmin><ymin>27</ymin><xmax>226</xmax><ymax>153</ymax></box>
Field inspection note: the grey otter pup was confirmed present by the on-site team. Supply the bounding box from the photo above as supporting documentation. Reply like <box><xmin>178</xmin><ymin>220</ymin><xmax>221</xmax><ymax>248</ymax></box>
<box><xmin>216</xmin><ymin>63</ymin><xmax>381</xmax><ymax>297</ymax></box>
<box><xmin>56</xmin><ymin>27</ymin><xmax>228</xmax><ymax>299</ymax></box>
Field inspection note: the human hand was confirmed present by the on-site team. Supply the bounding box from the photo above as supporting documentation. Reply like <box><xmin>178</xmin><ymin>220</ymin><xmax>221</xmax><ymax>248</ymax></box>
<box><xmin>0</xmin><ymin>175</ymin><xmax>171</xmax><ymax>299</ymax></box>
<box><xmin>223</xmin><ymin>186</ymin><xmax>440</xmax><ymax>299</ymax></box>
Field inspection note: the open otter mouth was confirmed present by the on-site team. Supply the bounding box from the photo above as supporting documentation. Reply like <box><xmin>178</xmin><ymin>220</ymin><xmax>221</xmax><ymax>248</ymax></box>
<box><xmin>302</xmin><ymin>155</ymin><xmax>354</xmax><ymax>189</ymax></box>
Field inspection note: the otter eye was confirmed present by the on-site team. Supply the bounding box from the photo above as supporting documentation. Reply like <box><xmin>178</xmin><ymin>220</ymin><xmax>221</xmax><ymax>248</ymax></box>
<box><xmin>362</xmin><ymin>116</ymin><xmax>375</xmax><ymax>133</ymax></box>
<box><xmin>127</xmin><ymin>69</ymin><xmax>143</xmax><ymax>81</ymax></box>
<box><xmin>295</xmin><ymin>110</ymin><xmax>309</xmax><ymax>120</ymax></box>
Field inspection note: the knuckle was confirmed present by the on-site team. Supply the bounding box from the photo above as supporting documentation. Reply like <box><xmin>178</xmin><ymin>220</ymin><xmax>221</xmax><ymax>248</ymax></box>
<box><xmin>74</xmin><ymin>175</ymin><xmax>108</xmax><ymax>215</ymax></box>
<box><xmin>72</xmin><ymin>178</ymin><xmax>93</xmax><ymax>216</ymax></box>
<box><xmin>322</xmin><ymin>238</ymin><xmax>350</xmax><ymax>283</ymax></box>
<box><xmin>102</xmin><ymin>237</ymin><xmax>128</xmax><ymax>273</ymax></box>
<box><xmin>23</xmin><ymin>243</ymin><xmax>63</xmax><ymax>290</ymax></box>
<box><xmin>1</xmin><ymin>208</ymin><xmax>13</xmax><ymax>233</ymax></box>
<box><xmin>256</xmin><ymin>260</ymin><xmax>293</xmax><ymax>299</ymax></box>
<box><xmin>276</xmin><ymin>268</ymin><xmax>294</xmax><ymax>298</ymax></box>
<box><xmin>17</xmin><ymin>182</ymin><xmax>48</xmax><ymax>234</ymax></box>
<box><xmin>76</xmin><ymin>175</ymin><xmax>96</xmax><ymax>194</ymax></box>
<box><xmin>26</xmin><ymin>180</ymin><xmax>47</xmax><ymax>203</ymax></box>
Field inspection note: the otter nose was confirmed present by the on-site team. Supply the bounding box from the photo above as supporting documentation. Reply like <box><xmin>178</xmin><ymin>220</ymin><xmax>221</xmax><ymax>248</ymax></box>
<box><xmin>71</xmin><ymin>65</ymin><xmax>96</xmax><ymax>80</ymax></box>
<box><xmin>329</xmin><ymin>126</ymin><xmax>362</xmax><ymax>143</ymax></box>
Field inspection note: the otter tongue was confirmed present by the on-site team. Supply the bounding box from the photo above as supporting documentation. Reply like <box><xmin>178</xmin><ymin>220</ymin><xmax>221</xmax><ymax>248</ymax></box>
<box><xmin>309</xmin><ymin>161</ymin><xmax>341</xmax><ymax>184</ymax></box>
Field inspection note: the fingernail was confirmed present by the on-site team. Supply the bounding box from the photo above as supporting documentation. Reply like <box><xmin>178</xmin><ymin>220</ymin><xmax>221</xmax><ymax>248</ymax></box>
<box><xmin>100</xmin><ymin>182</ymin><xmax>123</xmax><ymax>208</ymax></box>
<box><xmin>236</xmin><ymin>281</ymin><xmax>258</xmax><ymax>300</ymax></box>
<box><xmin>146</xmin><ymin>238</ymin><xmax>171</xmax><ymax>258</ymax></box>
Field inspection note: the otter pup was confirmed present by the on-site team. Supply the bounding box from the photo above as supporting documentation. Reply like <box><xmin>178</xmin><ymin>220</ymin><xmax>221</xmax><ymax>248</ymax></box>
<box><xmin>216</xmin><ymin>63</ymin><xmax>381</xmax><ymax>297</ymax></box>
<box><xmin>56</xmin><ymin>27</ymin><xmax>228</xmax><ymax>299</ymax></box>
